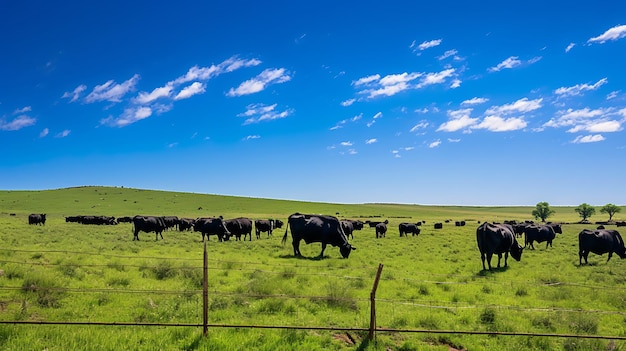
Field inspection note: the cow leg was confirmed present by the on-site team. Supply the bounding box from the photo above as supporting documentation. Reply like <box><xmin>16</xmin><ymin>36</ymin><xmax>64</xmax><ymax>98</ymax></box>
<box><xmin>503</xmin><ymin>252</ymin><xmax>509</xmax><ymax>267</ymax></box>
<box><xmin>481</xmin><ymin>253</ymin><xmax>487</xmax><ymax>270</ymax></box>
<box><xmin>319</xmin><ymin>242</ymin><xmax>327</xmax><ymax>258</ymax></box>
<box><xmin>607</xmin><ymin>252</ymin><xmax>613</xmax><ymax>263</ymax></box>
<box><xmin>292</xmin><ymin>239</ymin><xmax>301</xmax><ymax>257</ymax></box>
<box><xmin>159</xmin><ymin>232</ymin><xmax>163</xmax><ymax>240</ymax></box>
<box><xmin>496</xmin><ymin>253</ymin><xmax>503</xmax><ymax>268</ymax></box>
<box><xmin>486</xmin><ymin>253</ymin><xmax>493</xmax><ymax>270</ymax></box>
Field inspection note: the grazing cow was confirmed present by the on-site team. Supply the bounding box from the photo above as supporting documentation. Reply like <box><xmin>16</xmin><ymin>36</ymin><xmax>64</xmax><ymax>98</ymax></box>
<box><xmin>161</xmin><ymin>216</ymin><xmax>180</xmax><ymax>231</ymax></box>
<box><xmin>28</xmin><ymin>214</ymin><xmax>46</xmax><ymax>225</ymax></box>
<box><xmin>399</xmin><ymin>222</ymin><xmax>421</xmax><ymax>237</ymax></box>
<box><xmin>476</xmin><ymin>222</ymin><xmax>524</xmax><ymax>270</ymax></box>
<box><xmin>340</xmin><ymin>220</ymin><xmax>364</xmax><ymax>239</ymax></box>
<box><xmin>522</xmin><ymin>224</ymin><xmax>558</xmax><ymax>250</ymax></box>
<box><xmin>616</xmin><ymin>221</ymin><xmax>626</xmax><ymax>227</ymax></box>
<box><xmin>225</xmin><ymin>217</ymin><xmax>253</xmax><ymax>241</ymax></box>
<box><xmin>273</xmin><ymin>219</ymin><xmax>284</xmax><ymax>229</ymax></box>
<box><xmin>282</xmin><ymin>213</ymin><xmax>356</xmax><ymax>258</ymax></box>
<box><xmin>255</xmin><ymin>219</ymin><xmax>274</xmax><ymax>239</ymax></box>
<box><xmin>132</xmin><ymin>215</ymin><xmax>167</xmax><ymax>241</ymax></box>
<box><xmin>375</xmin><ymin>220</ymin><xmax>388</xmax><ymax>238</ymax></box>
<box><xmin>117</xmin><ymin>216</ymin><xmax>133</xmax><ymax>223</ymax></box>
<box><xmin>194</xmin><ymin>217</ymin><xmax>231</xmax><ymax>242</ymax></box>
<box><xmin>178</xmin><ymin>218</ymin><xmax>195</xmax><ymax>232</ymax></box>
<box><xmin>579</xmin><ymin>229</ymin><xmax>626</xmax><ymax>265</ymax></box>
<box><xmin>434</xmin><ymin>223</ymin><xmax>443</xmax><ymax>229</ymax></box>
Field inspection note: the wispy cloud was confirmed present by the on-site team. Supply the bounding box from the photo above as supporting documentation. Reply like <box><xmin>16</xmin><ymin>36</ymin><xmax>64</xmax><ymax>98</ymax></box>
<box><xmin>238</xmin><ymin>103</ymin><xmax>293</xmax><ymax>124</ymax></box>
<box><xmin>134</xmin><ymin>85</ymin><xmax>173</xmax><ymax>104</ymax></box>
<box><xmin>85</xmin><ymin>74</ymin><xmax>140</xmax><ymax>103</ymax></box>
<box><xmin>244</xmin><ymin>135</ymin><xmax>260</xmax><ymax>141</ymax></box>
<box><xmin>55</xmin><ymin>129</ymin><xmax>71</xmax><ymax>138</ymax></box>
<box><xmin>365</xmin><ymin>138</ymin><xmax>377</xmax><ymax>144</ymax></box>
<box><xmin>437</xmin><ymin>108</ymin><xmax>478</xmax><ymax>132</ymax></box>
<box><xmin>485</xmin><ymin>98</ymin><xmax>543</xmax><ymax>115</ymax></box>
<box><xmin>62</xmin><ymin>85</ymin><xmax>87</xmax><ymax>102</ymax></box>
<box><xmin>572</xmin><ymin>134</ymin><xmax>605</xmax><ymax>143</ymax></box>
<box><xmin>174</xmin><ymin>82</ymin><xmax>206</xmax><ymax>100</ymax></box>
<box><xmin>13</xmin><ymin>106</ymin><xmax>32</xmax><ymax>114</ymax></box>
<box><xmin>474</xmin><ymin>116</ymin><xmax>527</xmax><ymax>132</ymax></box>
<box><xmin>438</xmin><ymin>49</ymin><xmax>460</xmax><ymax>60</ymax></box>
<box><xmin>554</xmin><ymin>78</ymin><xmax>607</xmax><ymax>97</ymax></box>
<box><xmin>461</xmin><ymin>97</ymin><xmax>489</xmax><ymax>105</ymax></box>
<box><xmin>607</xmin><ymin>91</ymin><xmax>620</xmax><ymax>100</ymax></box>
<box><xmin>354</xmin><ymin>69</ymin><xmax>456</xmax><ymax>99</ymax></box>
<box><xmin>416</xmin><ymin>69</ymin><xmax>455</xmax><ymax>88</ymax></box>
<box><xmin>100</xmin><ymin>106</ymin><xmax>153</xmax><ymax>127</ymax></box>
<box><xmin>487</xmin><ymin>55</ymin><xmax>542</xmax><ymax>72</ymax></box>
<box><xmin>171</xmin><ymin>57</ymin><xmax>261</xmax><ymax>86</ymax></box>
<box><xmin>227</xmin><ymin>68</ymin><xmax>291</xmax><ymax>97</ymax></box>
<box><xmin>341</xmin><ymin>98</ymin><xmax>356</xmax><ymax>107</ymax></box>
<box><xmin>39</xmin><ymin>128</ymin><xmax>49</xmax><ymax>138</ymax></box>
<box><xmin>588</xmin><ymin>24</ymin><xmax>626</xmax><ymax>44</ymax></box>
<box><xmin>565</xmin><ymin>43</ymin><xmax>576</xmax><ymax>52</ymax></box>
<box><xmin>410</xmin><ymin>120</ymin><xmax>429</xmax><ymax>132</ymax></box>
<box><xmin>428</xmin><ymin>139</ymin><xmax>441</xmax><ymax>148</ymax></box>
<box><xmin>340</xmin><ymin>141</ymin><xmax>353</xmax><ymax>146</ymax></box>
<box><xmin>411</xmin><ymin>39</ymin><xmax>442</xmax><ymax>53</ymax></box>
<box><xmin>0</xmin><ymin>115</ymin><xmax>36</xmax><ymax>131</ymax></box>
<box><xmin>543</xmin><ymin>107</ymin><xmax>622</xmax><ymax>136</ymax></box>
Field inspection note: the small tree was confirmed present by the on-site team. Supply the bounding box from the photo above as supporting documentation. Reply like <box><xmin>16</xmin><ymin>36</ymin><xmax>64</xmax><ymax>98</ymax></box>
<box><xmin>575</xmin><ymin>203</ymin><xmax>596</xmax><ymax>222</ymax></box>
<box><xmin>532</xmin><ymin>202</ymin><xmax>555</xmax><ymax>222</ymax></box>
<box><xmin>600</xmin><ymin>204</ymin><xmax>621</xmax><ymax>221</ymax></box>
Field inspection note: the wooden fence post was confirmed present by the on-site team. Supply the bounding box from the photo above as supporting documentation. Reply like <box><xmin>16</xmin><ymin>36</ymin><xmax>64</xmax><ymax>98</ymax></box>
<box><xmin>203</xmin><ymin>241</ymin><xmax>208</xmax><ymax>337</ymax></box>
<box><xmin>369</xmin><ymin>263</ymin><xmax>384</xmax><ymax>341</ymax></box>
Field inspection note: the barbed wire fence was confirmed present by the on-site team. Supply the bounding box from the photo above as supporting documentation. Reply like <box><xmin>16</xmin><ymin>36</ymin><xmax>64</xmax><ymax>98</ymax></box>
<box><xmin>1</xmin><ymin>245</ymin><xmax>626</xmax><ymax>344</ymax></box>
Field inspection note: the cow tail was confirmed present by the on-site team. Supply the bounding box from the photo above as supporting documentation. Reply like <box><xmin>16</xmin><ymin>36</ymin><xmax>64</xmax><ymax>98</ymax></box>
<box><xmin>282</xmin><ymin>222</ymin><xmax>290</xmax><ymax>245</ymax></box>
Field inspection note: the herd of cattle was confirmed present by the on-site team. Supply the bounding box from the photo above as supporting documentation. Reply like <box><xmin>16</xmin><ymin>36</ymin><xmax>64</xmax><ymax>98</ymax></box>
<box><xmin>26</xmin><ymin>213</ymin><xmax>626</xmax><ymax>268</ymax></box>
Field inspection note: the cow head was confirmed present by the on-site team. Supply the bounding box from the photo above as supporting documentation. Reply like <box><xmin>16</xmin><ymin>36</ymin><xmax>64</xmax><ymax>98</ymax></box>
<box><xmin>510</xmin><ymin>240</ymin><xmax>524</xmax><ymax>261</ymax></box>
<box><xmin>339</xmin><ymin>244</ymin><xmax>356</xmax><ymax>258</ymax></box>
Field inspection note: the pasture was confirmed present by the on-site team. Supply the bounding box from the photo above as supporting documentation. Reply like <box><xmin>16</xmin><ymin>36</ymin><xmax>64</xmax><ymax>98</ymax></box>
<box><xmin>0</xmin><ymin>186</ymin><xmax>625</xmax><ymax>350</ymax></box>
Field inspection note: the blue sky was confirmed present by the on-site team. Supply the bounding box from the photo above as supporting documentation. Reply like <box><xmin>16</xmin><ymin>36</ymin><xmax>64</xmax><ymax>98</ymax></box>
<box><xmin>1</xmin><ymin>1</ymin><xmax>625</xmax><ymax>206</ymax></box>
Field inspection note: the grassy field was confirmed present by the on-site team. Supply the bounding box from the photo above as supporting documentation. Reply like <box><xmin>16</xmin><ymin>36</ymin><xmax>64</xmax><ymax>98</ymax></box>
<box><xmin>0</xmin><ymin>186</ymin><xmax>625</xmax><ymax>350</ymax></box>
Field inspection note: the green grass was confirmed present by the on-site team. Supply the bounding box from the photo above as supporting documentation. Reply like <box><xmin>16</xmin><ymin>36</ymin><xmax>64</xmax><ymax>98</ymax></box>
<box><xmin>0</xmin><ymin>186</ymin><xmax>625</xmax><ymax>350</ymax></box>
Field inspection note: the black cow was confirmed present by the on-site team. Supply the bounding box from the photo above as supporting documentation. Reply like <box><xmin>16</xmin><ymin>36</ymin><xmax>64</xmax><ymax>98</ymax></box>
<box><xmin>65</xmin><ymin>216</ymin><xmax>82</xmax><ymax>223</ymax></box>
<box><xmin>161</xmin><ymin>216</ymin><xmax>180</xmax><ymax>231</ymax></box>
<box><xmin>282</xmin><ymin>213</ymin><xmax>356</xmax><ymax>258</ymax></box>
<box><xmin>434</xmin><ymin>222</ymin><xmax>443</xmax><ymax>229</ymax></box>
<box><xmin>225</xmin><ymin>217</ymin><xmax>253</xmax><ymax>241</ymax></box>
<box><xmin>616</xmin><ymin>221</ymin><xmax>626</xmax><ymax>227</ymax></box>
<box><xmin>178</xmin><ymin>218</ymin><xmax>195</xmax><ymax>231</ymax></box>
<box><xmin>273</xmin><ymin>219</ymin><xmax>284</xmax><ymax>229</ymax></box>
<box><xmin>476</xmin><ymin>222</ymin><xmax>524</xmax><ymax>270</ymax></box>
<box><xmin>255</xmin><ymin>219</ymin><xmax>274</xmax><ymax>239</ymax></box>
<box><xmin>117</xmin><ymin>216</ymin><xmax>133</xmax><ymax>223</ymax></box>
<box><xmin>340</xmin><ymin>220</ymin><xmax>364</xmax><ymax>239</ymax></box>
<box><xmin>522</xmin><ymin>224</ymin><xmax>557</xmax><ymax>249</ymax></box>
<box><xmin>132</xmin><ymin>215</ymin><xmax>166</xmax><ymax>241</ymax></box>
<box><xmin>579</xmin><ymin>229</ymin><xmax>626</xmax><ymax>265</ymax></box>
<box><xmin>194</xmin><ymin>217</ymin><xmax>231</xmax><ymax>242</ymax></box>
<box><xmin>399</xmin><ymin>222</ymin><xmax>421</xmax><ymax>237</ymax></box>
<box><xmin>28</xmin><ymin>213</ymin><xmax>46</xmax><ymax>225</ymax></box>
<box><xmin>375</xmin><ymin>220</ymin><xmax>388</xmax><ymax>238</ymax></box>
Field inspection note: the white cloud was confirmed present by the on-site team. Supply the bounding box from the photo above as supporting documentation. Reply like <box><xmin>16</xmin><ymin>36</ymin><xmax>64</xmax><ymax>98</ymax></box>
<box><xmin>55</xmin><ymin>130</ymin><xmax>71</xmax><ymax>138</ymax></box>
<box><xmin>416</xmin><ymin>69</ymin><xmax>455</xmax><ymax>88</ymax></box>
<box><xmin>486</xmin><ymin>97</ymin><xmax>543</xmax><ymax>115</ymax></box>
<box><xmin>168</xmin><ymin>142</ymin><xmax>178</xmax><ymax>148</ymax></box>
<box><xmin>448</xmin><ymin>138</ymin><xmax>461</xmax><ymax>142</ymax></box>
<box><xmin>607</xmin><ymin>91</ymin><xmax>620</xmax><ymax>100</ymax></box>
<box><xmin>227</xmin><ymin>68</ymin><xmax>291</xmax><ymax>97</ymax></box>
<box><xmin>244</xmin><ymin>135</ymin><xmax>260</xmax><ymax>141</ymax></box>
<box><xmin>572</xmin><ymin>134</ymin><xmax>605</xmax><ymax>143</ymax></box>
<box><xmin>373</xmin><ymin>112</ymin><xmax>383</xmax><ymax>119</ymax></box>
<box><xmin>437</xmin><ymin>108</ymin><xmax>478</xmax><ymax>132</ymax></box>
<box><xmin>567</xmin><ymin>120</ymin><xmax>622</xmax><ymax>133</ymax></box>
<box><xmin>13</xmin><ymin>106</ymin><xmax>32</xmax><ymax>114</ymax></box>
<box><xmin>588</xmin><ymin>24</ymin><xmax>626</xmax><ymax>44</ymax></box>
<box><xmin>239</xmin><ymin>103</ymin><xmax>293</xmax><ymax>124</ymax></box>
<box><xmin>428</xmin><ymin>139</ymin><xmax>441</xmax><ymax>148</ymax></box>
<box><xmin>85</xmin><ymin>74</ymin><xmax>140</xmax><ymax>103</ymax></box>
<box><xmin>134</xmin><ymin>85</ymin><xmax>173</xmax><ymax>104</ymax></box>
<box><xmin>174</xmin><ymin>82</ymin><xmax>206</xmax><ymax>100</ymax></box>
<box><xmin>39</xmin><ymin>128</ymin><xmax>49</xmax><ymax>138</ymax></box>
<box><xmin>554</xmin><ymin>78</ymin><xmax>608</xmax><ymax>97</ymax></box>
<box><xmin>462</xmin><ymin>97</ymin><xmax>489</xmax><ymax>105</ymax></box>
<box><xmin>544</xmin><ymin>107</ymin><xmax>609</xmax><ymax>128</ymax></box>
<box><xmin>450</xmin><ymin>79</ymin><xmax>462</xmax><ymax>88</ymax></box>
<box><xmin>341</xmin><ymin>98</ymin><xmax>356</xmax><ymax>107</ymax></box>
<box><xmin>417</xmin><ymin>39</ymin><xmax>442</xmax><ymax>51</ymax></box>
<box><xmin>488</xmin><ymin>56</ymin><xmax>522</xmax><ymax>72</ymax></box>
<box><xmin>438</xmin><ymin>49</ymin><xmax>459</xmax><ymax>60</ymax></box>
<box><xmin>414</xmin><ymin>108</ymin><xmax>429</xmax><ymax>113</ymax></box>
<box><xmin>62</xmin><ymin>85</ymin><xmax>87</xmax><ymax>102</ymax></box>
<box><xmin>410</xmin><ymin>121</ymin><xmax>429</xmax><ymax>132</ymax></box>
<box><xmin>353</xmin><ymin>74</ymin><xmax>381</xmax><ymax>86</ymax></box>
<box><xmin>340</xmin><ymin>141</ymin><xmax>353</xmax><ymax>147</ymax></box>
<box><xmin>365</xmin><ymin>138</ymin><xmax>377</xmax><ymax>144</ymax></box>
<box><xmin>474</xmin><ymin>116</ymin><xmax>527</xmax><ymax>132</ymax></box>
<box><xmin>171</xmin><ymin>57</ymin><xmax>261</xmax><ymax>86</ymax></box>
<box><xmin>565</xmin><ymin>43</ymin><xmax>576</xmax><ymax>52</ymax></box>
<box><xmin>100</xmin><ymin>106</ymin><xmax>153</xmax><ymax>127</ymax></box>
<box><xmin>0</xmin><ymin>115</ymin><xmax>36</xmax><ymax>131</ymax></box>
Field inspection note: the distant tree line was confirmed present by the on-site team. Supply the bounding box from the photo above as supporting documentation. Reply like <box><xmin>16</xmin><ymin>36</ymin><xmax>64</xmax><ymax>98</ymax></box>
<box><xmin>532</xmin><ymin>202</ymin><xmax>622</xmax><ymax>223</ymax></box>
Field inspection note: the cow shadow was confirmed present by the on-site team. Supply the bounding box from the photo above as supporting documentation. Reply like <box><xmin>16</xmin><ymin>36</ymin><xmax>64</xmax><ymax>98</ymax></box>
<box><xmin>476</xmin><ymin>266</ymin><xmax>510</xmax><ymax>276</ymax></box>
<box><xmin>278</xmin><ymin>254</ymin><xmax>329</xmax><ymax>261</ymax></box>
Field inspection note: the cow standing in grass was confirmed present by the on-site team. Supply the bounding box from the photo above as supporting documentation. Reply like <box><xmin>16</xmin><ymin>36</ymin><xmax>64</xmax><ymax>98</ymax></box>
<box><xmin>476</xmin><ymin>222</ymin><xmax>524</xmax><ymax>270</ymax></box>
<box><xmin>28</xmin><ymin>213</ymin><xmax>46</xmax><ymax>225</ymax></box>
